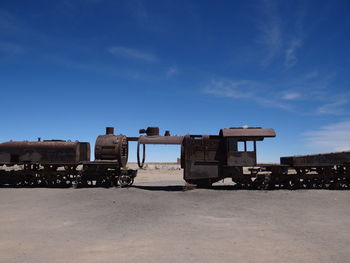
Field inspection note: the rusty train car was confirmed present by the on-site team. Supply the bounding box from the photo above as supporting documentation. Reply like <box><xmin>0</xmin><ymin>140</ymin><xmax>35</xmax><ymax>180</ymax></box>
<box><xmin>1</xmin><ymin>125</ymin><xmax>349</xmax><ymax>189</ymax></box>
<box><xmin>135</xmin><ymin>126</ymin><xmax>350</xmax><ymax>189</ymax></box>
<box><xmin>0</xmin><ymin>127</ymin><xmax>136</xmax><ymax>187</ymax></box>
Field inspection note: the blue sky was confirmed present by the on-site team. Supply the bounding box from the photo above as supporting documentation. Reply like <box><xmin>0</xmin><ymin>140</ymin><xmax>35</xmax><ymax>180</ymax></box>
<box><xmin>1</xmin><ymin>0</ymin><xmax>350</xmax><ymax>162</ymax></box>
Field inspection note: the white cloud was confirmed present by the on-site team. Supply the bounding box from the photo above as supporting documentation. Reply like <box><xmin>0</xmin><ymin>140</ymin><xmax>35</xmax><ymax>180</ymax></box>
<box><xmin>108</xmin><ymin>46</ymin><xmax>157</xmax><ymax>62</ymax></box>
<box><xmin>304</xmin><ymin>121</ymin><xmax>350</xmax><ymax>152</ymax></box>
<box><xmin>282</xmin><ymin>91</ymin><xmax>300</xmax><ymax>100</ymax></box>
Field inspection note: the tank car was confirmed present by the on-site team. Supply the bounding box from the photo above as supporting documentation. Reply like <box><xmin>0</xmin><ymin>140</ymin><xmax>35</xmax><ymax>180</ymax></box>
<box><xmin>0</xmin><ymin>140</ymin><xmax>90</xmax><ymax>164</ymax></box>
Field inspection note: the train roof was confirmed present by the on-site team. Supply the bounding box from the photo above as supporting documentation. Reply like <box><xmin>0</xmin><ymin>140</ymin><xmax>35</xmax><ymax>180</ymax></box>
<box><xmin>219</xmin><ymin>128</ymin><xmax>276</xmax><ymax>141</ymax></box>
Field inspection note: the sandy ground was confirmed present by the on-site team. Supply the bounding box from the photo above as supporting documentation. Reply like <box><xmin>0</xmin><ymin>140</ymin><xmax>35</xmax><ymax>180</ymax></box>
<box><xmin>1</xmin><ymin>165</ymin><xmax>350</xmax><ymax>263</ymax></box>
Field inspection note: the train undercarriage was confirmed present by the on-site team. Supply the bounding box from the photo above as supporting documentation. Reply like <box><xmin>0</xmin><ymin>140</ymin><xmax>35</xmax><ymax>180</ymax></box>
<box><xmin>184</xmin><ymin>164</ymin><xmax>350</xmax><ymax>190</ymax></box>
<box><xmin>0</xmin><ymin>162</ymin><xmax>137</xmax><ymax>188</ymax></box>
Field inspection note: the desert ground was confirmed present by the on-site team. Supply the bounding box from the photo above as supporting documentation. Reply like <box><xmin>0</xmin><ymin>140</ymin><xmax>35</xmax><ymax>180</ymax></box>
<box><xmin>1</xmin><ymin>163</ymin><xmax>350</xmax><ymax>263</ymax></box>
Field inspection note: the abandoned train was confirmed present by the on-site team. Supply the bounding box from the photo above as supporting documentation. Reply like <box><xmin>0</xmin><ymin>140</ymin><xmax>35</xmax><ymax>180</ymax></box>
<box><xmin>0</xmin><ymin>127</ymin><xmax>136</xmax><ymax>187</ymax></box>
<box><xmin>137</xmin><ymin>126</ymin><xmax>350</xmax><ymax>189</ymax></box>
<box><xmin>0</xmin><ymin>125</ymin><xmax>349</xmax><ymax>189</ymax></box>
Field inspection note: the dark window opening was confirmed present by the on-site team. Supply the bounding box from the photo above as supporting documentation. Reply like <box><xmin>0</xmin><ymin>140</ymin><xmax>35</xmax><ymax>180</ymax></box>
<box><xmin>228</xmin><ymin>138</ymin><xmax>238</xmax><ymax>151</ymax></box>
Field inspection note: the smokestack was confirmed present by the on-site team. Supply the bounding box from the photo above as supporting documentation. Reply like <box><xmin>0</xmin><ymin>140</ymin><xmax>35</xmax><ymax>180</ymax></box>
<box><xmin>106</xmin><ymin>127</ymin><xmax>114</xmax><ymax>135</ymax></box>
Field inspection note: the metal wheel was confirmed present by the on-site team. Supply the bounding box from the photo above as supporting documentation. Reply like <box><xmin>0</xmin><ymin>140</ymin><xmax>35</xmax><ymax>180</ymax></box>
<box><xmin>118</xmin><ymin>175</ymin><xmax>134</xmax><ymax>187</ymax></box>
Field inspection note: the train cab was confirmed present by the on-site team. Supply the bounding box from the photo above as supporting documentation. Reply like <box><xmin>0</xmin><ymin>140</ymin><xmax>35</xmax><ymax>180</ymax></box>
<box><xmin>181</xmin><ymin>127</ymin><xmax>276</xmax><ymax>186</ymax></box>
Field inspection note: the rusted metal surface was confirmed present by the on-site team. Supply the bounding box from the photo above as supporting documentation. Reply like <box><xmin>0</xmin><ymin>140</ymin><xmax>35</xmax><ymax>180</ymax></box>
<box><xmin>135</xmin><ymin>127</ymin><xmax>183</xmax><ymax>168</ymax></box>
<box><xmin>280</xmin><ymin>151</ymin><xmax>350</xmax><ymax>167</ymax></box>
<box><xmin>0</xmin><ymin>127</ymin><xmax>136</xmax><ymax>188</ymax></box>
<box><xmin>136</xmin><ymin>126</ymin><xmax>183</xmax><ymax>144</ymax></box>
<box><xmin>181</xmin><ymin>128</ymin><xmax>276</xmax><ymax>186</ymax></box>
<box><xmin>219</xmin><ymin>128</ymin><xmax>276</xmax><ymax>140</ymax></box>
<box><xmin>139</xmin><ymin>127</ymin><xmax>160</xmax><ymax>136</ymax></box>
<box><xmin>0</xmin><ymin>141</ymin><xmax>90</xmax><ymax>164</ymax></box>
<box><xmin>95</xmin><ymin>127</ymin><xmax>128</xmax><ymax>167</ymax></box>
<box><xmin>126</xmin><ymin>137</ymin><xmax>139</xmax><ymax>142</ymax></box>
<box><xmin>1</xmin><ymin>124</ymin><xmax>350</xmax><ymax>190</ymax></box>
<box><xmin>131</xmin><ymin>125</ymin><xmax>349</xmax><ymax>189</ymax></box>
<box><xmin>138</xmin><ymin>136</ymin><xmax>184</xmax><ymax>145</ymax></box>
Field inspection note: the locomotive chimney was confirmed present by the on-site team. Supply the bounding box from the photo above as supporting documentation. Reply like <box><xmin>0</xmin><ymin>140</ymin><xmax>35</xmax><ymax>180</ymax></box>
<box><xmin>106</xmin><ymin>127</ymin><xmax>114</xmax><ymax>135</ymax></box>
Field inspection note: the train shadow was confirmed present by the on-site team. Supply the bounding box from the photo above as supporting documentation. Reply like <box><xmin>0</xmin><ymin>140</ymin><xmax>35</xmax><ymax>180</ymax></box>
<box><xmin>0</xmin><ymin>184</ymin><xmax>118</xmax><ymax>189</ymax></box>
<box><xmin>1</xmin><ymin>184</ymin><xmax>349</xmax><ymax>190</ymax></box>
<box><xmin>133</xmin><ymin>184</ymin><xmax>240</xmax><ymax>192</ymax></box>
<box><xmin>132</xmin><ymin>184</ymin><xmax>350</xmax><ymax>192</ymax></box>
<box><xmin>0</xmin><ymin>184</ymin><xmax>237</xmax><ymax>190</ymax></box>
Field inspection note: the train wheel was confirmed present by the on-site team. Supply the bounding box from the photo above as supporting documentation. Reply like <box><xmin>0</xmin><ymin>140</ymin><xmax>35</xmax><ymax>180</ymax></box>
<box><xmin>252</xmin><ymin>174</ymin><xmax>265</xmax><ymax>189</ymax></box>
<box><xmin>118</xmin><ymin>175</ymin><xmax>134</xmax><ymax>187</ymax></box>
<box><xmin>101</xmin><ymin>176</ymin><xmax>113</xmax><ymax>188</ymax></box>
<box><xmin>331</xmin><ymin>180</ymin><xmax>348</xmax><ymax>190</ymax></box>
<box><xmin>258</xmin><ymin>174</ymin><xmax>273</xmax><ymax>190</ymax></box>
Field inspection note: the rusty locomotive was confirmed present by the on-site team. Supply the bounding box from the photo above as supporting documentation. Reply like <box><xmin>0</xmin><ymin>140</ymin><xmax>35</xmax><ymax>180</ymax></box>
<box><xmin>0</xmin><ymin>127</ymin><xmax>136</xmax><ymax>187</ymax></box>
<box><xmin>1</xmin><ymin>125</ymin><xmax>349</xmax><ymax>189</ymax></box>
<box><xmin>134</xmin><ymin>126</ymin><xmax>350</xmax><ymax>189</ymax></box>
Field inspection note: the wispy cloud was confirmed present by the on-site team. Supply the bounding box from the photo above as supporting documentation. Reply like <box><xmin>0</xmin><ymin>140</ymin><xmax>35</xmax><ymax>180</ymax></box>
<box><xmin>282</xmin><ymin>91</ymin><xmax>300</xmax><ymax>100</ymax></box>
<box><xmin>284</xmin><ymin>2</ymin><xmax>305</xmax><ymax>68</ymax></box>
<box><xmin>203</xmin><ymin>71</ymin><xmax>349</xmax><ymax>115</ymax></box>
<box><xmin>316</xmin><ymin>99</ymin><xmax>349</xmax><ymax>115</ymax></box>
<box><xmin>108</xmin><ymin>46</ymin><xmax>157</xmax><ymax>62</ymax></box>
<box><xmin>258</xmin><ymin>0</ymin><xmax>283</xmax><ymax>67</ymax></box>
<box><xmin>204</xmin><ymin>79</ymin><xmax>289</xmax><ymax>109</ymax></box>
<box><xmin>257</xmin><ymin>0</ymin><xmax>306</xmax><ymax>68</ymax></box>
<box><xmin>284</xmin><ymin>37</ymin><xmax>302</xmax><ymax>68</ymax></box>
<box><xmin>304</xmin><ymin>121</ymin><xmax>350</xmax><ymax>152</ymax></box>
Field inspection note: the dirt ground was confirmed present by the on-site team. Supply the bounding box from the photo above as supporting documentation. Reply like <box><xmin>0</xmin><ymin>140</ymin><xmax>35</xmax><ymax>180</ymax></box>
<box><xmin>1</xmin><ymin>165</ymin><xmax>350</xmax><ymax>263</ymax></box>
